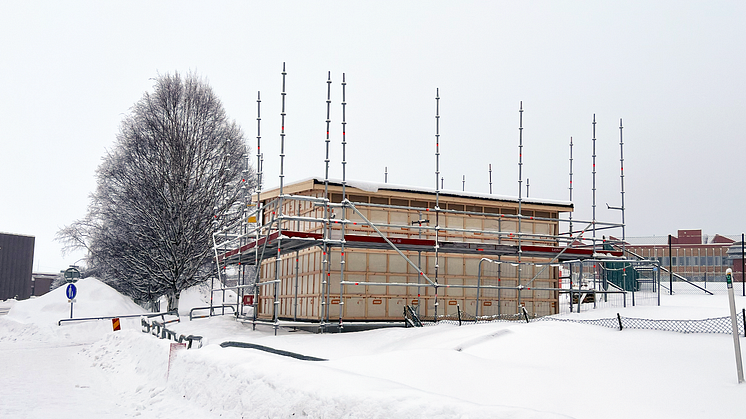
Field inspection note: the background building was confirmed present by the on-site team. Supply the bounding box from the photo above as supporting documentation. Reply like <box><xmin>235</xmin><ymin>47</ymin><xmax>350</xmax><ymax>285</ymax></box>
<box><xmin>0</xmin><ymin>232</ymin><xmax>35</xmax><ymax>300</ymax></box>
<box><xmin>623</xmin><ymin>229</ymin><xmax>735</xmax><ymax>282</ymax></box>
<box><xmin>31</xmin><ymin>272</ymin><xmax>57</xmax><ymax>296</ymax></box>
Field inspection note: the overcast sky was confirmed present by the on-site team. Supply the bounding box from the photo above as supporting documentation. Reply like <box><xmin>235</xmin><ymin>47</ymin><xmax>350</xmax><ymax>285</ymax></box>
<box><xmin>2</xmin><ymin>1</ymin><xmax>745</xmax><ymax>272</ymax></box>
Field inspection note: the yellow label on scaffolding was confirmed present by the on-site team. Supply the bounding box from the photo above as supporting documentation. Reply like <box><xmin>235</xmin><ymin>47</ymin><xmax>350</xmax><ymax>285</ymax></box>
<box><xmin>248</xmin><ymin>216</ymin><xmax>257</xmax><ymax>223</ymax></box>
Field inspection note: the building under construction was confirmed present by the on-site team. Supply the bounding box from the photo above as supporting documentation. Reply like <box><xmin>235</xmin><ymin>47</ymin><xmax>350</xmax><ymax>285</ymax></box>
<box><xmin>212</xmin><ymin>66</ymin><xmax>643</xmax><ymax>332</ymax></box>
<box><xmin>215</xmin><ymin>177</ymin><xmax>629</xmax><ymax>329</ymax></box>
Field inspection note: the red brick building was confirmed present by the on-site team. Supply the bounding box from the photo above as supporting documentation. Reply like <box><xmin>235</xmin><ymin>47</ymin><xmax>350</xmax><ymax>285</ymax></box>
<box><xmin>623</xmin><ymin>229</ymin><xmax>737</xmax><ymax>282</ymax></box>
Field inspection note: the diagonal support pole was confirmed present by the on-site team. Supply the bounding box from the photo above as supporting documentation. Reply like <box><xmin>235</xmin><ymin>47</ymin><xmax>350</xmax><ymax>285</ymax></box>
<box><xmin>343</xmin><ymin>199</ymin><xmax>436</xmax><ymax>286</ymax></box>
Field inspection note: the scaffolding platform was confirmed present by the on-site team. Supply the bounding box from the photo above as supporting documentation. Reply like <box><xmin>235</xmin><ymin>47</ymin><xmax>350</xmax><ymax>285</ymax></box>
<box><xmin>217</xmin><ymin>229</ymin><xmax>623</xmax><ymax>265</ymax></box>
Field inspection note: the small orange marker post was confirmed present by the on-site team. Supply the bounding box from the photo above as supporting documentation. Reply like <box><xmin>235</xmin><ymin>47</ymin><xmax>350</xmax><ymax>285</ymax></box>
<box><xmin>112</xmin><ymin>317</ymin><xmax>121</xmax><ymax>331</ymax></box>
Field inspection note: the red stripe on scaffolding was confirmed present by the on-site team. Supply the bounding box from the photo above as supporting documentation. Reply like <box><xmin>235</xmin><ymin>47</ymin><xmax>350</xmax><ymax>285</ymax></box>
<box><xmin>216</xmin><ymin>230</ymin><xmax>622</xmax><ymax>264</ymax></box>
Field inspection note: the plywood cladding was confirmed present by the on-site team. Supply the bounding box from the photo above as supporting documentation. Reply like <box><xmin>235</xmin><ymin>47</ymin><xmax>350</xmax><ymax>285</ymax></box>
<box><xmin>254</xmin><ymin>178</ymin><xmax>572</xmax><ymax>322</ymax></box>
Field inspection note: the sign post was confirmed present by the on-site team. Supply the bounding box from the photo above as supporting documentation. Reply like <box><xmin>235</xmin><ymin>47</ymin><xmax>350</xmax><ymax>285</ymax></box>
<box><xmin>63</xmin><ymin>267</ymin><xmax>80</xmax><ymax>319</ymax></box>
<box><xmin>726</xmin><ymin>268</ymin><xmax>744</xmax><ymax>383</ymax></box>
<box><xmin>66</xmin><ymin>283</ymin><xmax>77</xmax><ymax>319</ymax></box>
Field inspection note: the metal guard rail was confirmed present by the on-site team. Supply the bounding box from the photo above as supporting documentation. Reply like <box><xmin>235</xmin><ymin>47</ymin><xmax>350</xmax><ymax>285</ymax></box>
<box><xmin>58</xmin><ymin>310</ymin><xmax>180</xmax><ymax>326</ymax></box>
<box><xmin>189</xmin><ymin>304</ymin><xmax>237</xmax><ymax>321</ymax></box>
<box><xmin>141</xmin><ymin>317</ymin><xmax>202</xmax><ymax>349</ymax></box>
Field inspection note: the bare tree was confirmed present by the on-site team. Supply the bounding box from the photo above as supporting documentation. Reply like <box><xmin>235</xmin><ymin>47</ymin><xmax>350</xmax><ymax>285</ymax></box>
<box><xmin>58</xmin><ymin>72</ymin><xmax>254</xmax><ymax>310</ymax></box>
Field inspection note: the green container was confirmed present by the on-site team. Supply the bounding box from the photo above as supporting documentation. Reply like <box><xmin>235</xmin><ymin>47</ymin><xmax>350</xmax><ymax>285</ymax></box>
<box><xmin>603</xmin><ymin>244</ymin><xmax>639</xmax><ymax>292</ymax></box>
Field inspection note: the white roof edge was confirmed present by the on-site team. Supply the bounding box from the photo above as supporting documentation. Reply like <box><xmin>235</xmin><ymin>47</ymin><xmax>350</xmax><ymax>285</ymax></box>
<box><xmin>0</xmin><ymin>231</ymin><xmax>35</xmax><ymax>238</ymax></box>
<box><xmin>263</xmin><ymin>176</ymin><xmax>573</xmax><ymax>208</ymax></box>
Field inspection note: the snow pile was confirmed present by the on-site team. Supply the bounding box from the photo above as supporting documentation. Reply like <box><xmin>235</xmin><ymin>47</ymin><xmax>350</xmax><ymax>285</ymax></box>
<box><xmin>4</xmin><ymin>280</ymin><xmax>746</xmax><ymax>418</ymax></box>
<box><xmin>6</xmin><ymin>277</ymin><xmax>145</xmax><ymax>325</ymax></box>
<box><xmin>0</xmin><ymin>277</ymin><xmax>146</xmax><ymax>346</ymax></box>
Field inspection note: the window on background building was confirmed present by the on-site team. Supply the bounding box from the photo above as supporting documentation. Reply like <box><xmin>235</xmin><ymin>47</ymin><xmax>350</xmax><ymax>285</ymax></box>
<box><xmin>662</xmin><ymin>256</ymin><xmax>669</xmax><ymax>266</ymax></box>
<box><xmin>708</xmin><ymin>256</ymin><xmax>714</xmax><ymax>266</ymax></box>
<box><xmin>672</xmin><ymin>257</ymin><xmax>677</xmax><ymax>265</ymax></box>
<box><xmin>715</xmin><ymin>256</ymin><xmax>722</xmax><ymax>266</ymax></box>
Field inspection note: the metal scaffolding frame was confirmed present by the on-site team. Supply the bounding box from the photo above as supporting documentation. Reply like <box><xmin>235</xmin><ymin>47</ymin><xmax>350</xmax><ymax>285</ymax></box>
<box><xmin>213</xmin><ymin>183</ymin><xmax>627</xmax><ymax>328</ymax></box>
<box><xmin>209</xmin><ymin>64</ymin><xmax>634</xmax><ymax>332</ymax></box>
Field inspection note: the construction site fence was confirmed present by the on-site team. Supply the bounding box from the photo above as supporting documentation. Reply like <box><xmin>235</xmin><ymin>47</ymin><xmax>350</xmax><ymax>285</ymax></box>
<box><xmin>660</xmin><ymin>274</ymin><xmax>746</xmax><ymax>295</ymax></box>
<box><xmin>419</xmin><ymin>308</ymin><xmax>746</xmax><ymax>336</ymax></box>
<box><xmin>545</xmin><ymin>310</ymin><xmax>746</xmax><ymax>336</ymax></box>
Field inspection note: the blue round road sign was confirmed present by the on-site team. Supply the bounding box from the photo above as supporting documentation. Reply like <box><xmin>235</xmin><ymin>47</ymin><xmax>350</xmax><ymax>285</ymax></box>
<box><xmin>66</xmin><ymin>283</ymin><xmax>77</xmax><ymax>300</ymax></box>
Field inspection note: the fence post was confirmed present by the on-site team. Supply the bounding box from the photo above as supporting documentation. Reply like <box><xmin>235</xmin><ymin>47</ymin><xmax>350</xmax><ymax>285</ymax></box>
<box><xmin>668</xmin><ymin>234</ymin><xmax>673</xmax><ymax>295</ymax></box>
<box><xmin>457</xmin><ymin>304</ymin><xmax>462</xmax><ymax>326</ymax></box>
<box><xmin>742</xmin><ymin>308</ymin><xmax>745</xmax><ymax>338</ymax></box>
<box><xmin>617</xmin><ymin>313</ymin><xmax>623</xmax><ymax>331</ymax></box>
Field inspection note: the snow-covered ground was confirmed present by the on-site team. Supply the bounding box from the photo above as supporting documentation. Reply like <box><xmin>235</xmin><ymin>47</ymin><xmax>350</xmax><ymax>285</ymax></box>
<box><xmin>2</xmin><ymin>278</ymin><xmax>746</xmax><ymax>418</ymax></box>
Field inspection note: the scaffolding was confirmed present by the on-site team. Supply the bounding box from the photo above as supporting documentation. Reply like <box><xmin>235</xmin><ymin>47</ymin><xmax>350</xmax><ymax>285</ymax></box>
<box><xmin>210</xmin><ymin>64</ymin><xmax>641</xmax><ymax>332</ymax></box>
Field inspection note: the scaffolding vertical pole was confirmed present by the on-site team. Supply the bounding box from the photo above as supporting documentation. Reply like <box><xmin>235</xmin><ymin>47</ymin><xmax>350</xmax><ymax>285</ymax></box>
<box><xmin>239</xmin><ymin>141</ymin><xmax>251</xmax><ymax>316</ymax></box>
<box><xmin>416</xmin><ymin>211</ymin><xmax>424</xmax><ymax>314</ymax></box>
<box><xmin>434</xmin><ymin>88</ymin><xmax>441</xmax><ymax>321</ymax></box>
<box><xmin>606</xmin><ymin>119</ymin><xmax>627</xmax><ymax>291</ymax></box>
<box><xmin>476</xmin><ymin>259</ymin><xmax>485</xmax><ymax>317</ymax></box>
<box><xmin>321</xmin><ymin>71</ymin><xmax>332</xmax><ymax>332</ymax></box>
<box><xmin>489</xmin><ymin>164</ymin><xmax>493</xmax><ymax>194</ymax></box>
<box><xmin>577</xmin><ymin>261</ymin><xmax>583</xmax><ymax>313</ymax></box>
<box><xmin>294</xmin><ymin>251</ymin><xmax>299</xmax><ymax>322</ymax></box>
<box><xmin>293</xmin><ymin>206</ymin><xmax>300</xmax><ymax>322</ymax></box>
<box><xmin>252</xmin><ymin>91</ymin><xmax>262</xmax><ymax>330</ymax></box>
<box><xmin>569</xmin><ymin>137</ymin><xmax>574</xmax><ymax>238</ymax></box>
<box><xmin>273</xmin><ymin>62</ymin><xmax>287</xmax><ymax>336</ymax></box>
<box><xmin>592</xmin><ymin>115</ymin><xmax>597</xmax><ymax>256</ymax></box>
<box><xmin>498</xmin><ymin>216</ymin><xmax>502</xmax><ymax>317</ymax></box>
<box><xmin>338</xmin><ymin>73</ymin><xmax>348</xmax><ymax>332</ymax></box>
<box><xmin>517</xmin><ymin>101</ymin><xmax>524</xmax><ymax>313</ymax></box>
<box><xmin>619</xmin><ymin>118</ymin><xmax>627</xmax><ymax>293</ymax></box>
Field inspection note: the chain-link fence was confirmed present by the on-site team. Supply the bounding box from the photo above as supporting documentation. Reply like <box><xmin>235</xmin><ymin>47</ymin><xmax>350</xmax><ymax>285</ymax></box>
<box><xmin>413</xmin><ymin>307</ymin><xmax>746</xmax><ymax>336</ymax></box>
<box><xmin>654</xmin><ymin>269</ymin><xmax>746</xmax><ymax>296</ymax></box>
<box><xmin>545</xmin><ymin>311</ymin><xmax>746</xmax><ymax>335</ymax></box>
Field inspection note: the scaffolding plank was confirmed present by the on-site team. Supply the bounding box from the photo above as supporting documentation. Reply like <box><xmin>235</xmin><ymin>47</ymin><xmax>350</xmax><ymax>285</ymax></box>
<box><xmin>217</xmin><ymin>230</ymin><xmax>623</xmax><ymax>265</ymax></box>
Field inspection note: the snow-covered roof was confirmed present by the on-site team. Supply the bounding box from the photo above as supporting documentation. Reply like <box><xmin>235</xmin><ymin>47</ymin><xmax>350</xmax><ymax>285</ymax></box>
<box><xmin>262</xmin><ymin>176</ymin><xmax>573</xmax><ymax>209</ymax></box>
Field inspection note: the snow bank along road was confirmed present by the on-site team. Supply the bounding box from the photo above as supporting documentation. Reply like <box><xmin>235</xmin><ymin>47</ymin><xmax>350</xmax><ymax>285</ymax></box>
<box><xmin>3</xmin><ymin>280</ymin><xmax>746</xmax><ymax>418</ymax></box>
<box><xmin>0</xmin><ymin>318</ymin><xmax>223</xmax><ymax>419</ymax></box>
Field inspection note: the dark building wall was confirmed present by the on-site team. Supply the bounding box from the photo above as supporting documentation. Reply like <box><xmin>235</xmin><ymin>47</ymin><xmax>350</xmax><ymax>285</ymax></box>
<box><xmin>0</xmin><ymin>233</ymin><xmax>35</xmax><ymax>300</ymax></box>
<box><xmin>31</xmin><ymin>274</ymin><xmax>55</xmax><ymax>296</ymax></box>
